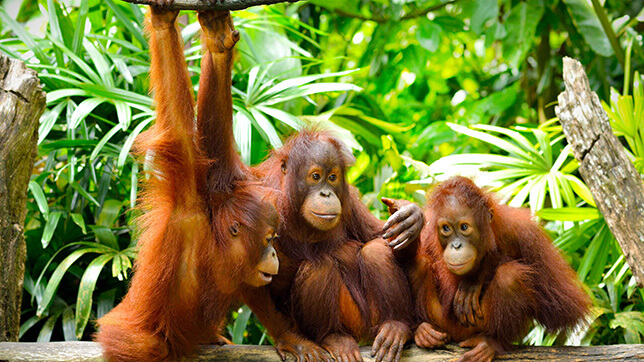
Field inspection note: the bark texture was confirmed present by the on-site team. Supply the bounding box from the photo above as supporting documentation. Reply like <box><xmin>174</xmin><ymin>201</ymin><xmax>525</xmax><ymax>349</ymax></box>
<box><xmin>0</xmin><ymin>53</ymin><xmax>45</xmax><ymax>341</ymax></box>
<box><xmin>0</xmin><ymin>342</ymin><xmax>643</xmax><ymax>361</ymax></box>
<box><xmin>555</xmin><ymin>57</ymin><xmax>644</xmax><ymax>288</ymax></box>
<box><xmin>121</xmin><ymin>0</ymin><xmax>303</xmax><ymax>10</ymax></box>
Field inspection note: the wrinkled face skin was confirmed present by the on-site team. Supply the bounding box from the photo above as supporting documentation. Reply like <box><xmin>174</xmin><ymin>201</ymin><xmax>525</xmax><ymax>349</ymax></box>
<box><xmin>297</xmin><ymin>142</ymin><xmax>344</xmax><ymax>233</ymax></box>
<box><xmin>243</xmin><ymin>202</ymin><xmax>280</xmax><ymax>287</ymax></box>
<box><xmin>437</xmin><ymin>196</ymin><xmax>482</xmax><ymax>276</ymax></box>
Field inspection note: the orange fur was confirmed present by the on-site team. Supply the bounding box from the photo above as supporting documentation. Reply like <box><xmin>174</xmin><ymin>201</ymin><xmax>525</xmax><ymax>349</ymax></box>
<box><xmin>95</xmin><ymin>9</ymin><xmax>275</xmax><ymax>361</ymax></box>
<box><xmin>410</xmin><ymin>176</ymin><xmax>591</xmax><ymax>360</ymax></box>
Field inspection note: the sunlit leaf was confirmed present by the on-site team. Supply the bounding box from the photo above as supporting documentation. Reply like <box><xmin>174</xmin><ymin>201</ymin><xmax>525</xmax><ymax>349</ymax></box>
<box><xmin>562</xmin><ymin>0</ymin><xmax>614</xmax><ymax>57</ymax></box>
<box><xmin>41</xmin><ymin>211</ymin><xmax>63</xmax><ymax>249</ymax></box>
<box><xmin>75</xmin><ymin>253</ymin><xmax>113</xmax><ymax>339</ymax></box>
<box><xmin>537</xmin><ymin>207</ymin><xmax>602</xmax><ymax>221</ymax></box>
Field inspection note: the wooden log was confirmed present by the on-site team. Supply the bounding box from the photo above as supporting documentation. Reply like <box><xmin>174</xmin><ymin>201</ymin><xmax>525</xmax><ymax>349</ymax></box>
<box><xmin>121</xmin><ymin>0</ymin><xmax>304</xmax><ymax>11</ymax></box>
<box><xmin>555</xmin><ymin>57</ymin><xmax>644</xmax><ymax>288</ymax></box>
<box><xmin>0</xmin><ymin>342</ymin><xmax>643</xmax><ymax>361</ymax></box>
<box><xmin>0</xmin><ymin>53</ymin><xmax>46</xmax><ymax>342</ymax></box>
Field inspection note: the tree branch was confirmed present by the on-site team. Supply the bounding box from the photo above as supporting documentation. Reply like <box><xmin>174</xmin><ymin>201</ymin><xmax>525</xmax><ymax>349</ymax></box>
<box><xmin>2</xmin><ymin>342</ymin><xmax>644</xmax><ymax>361</ymax></box>
<box><xmin>121</xmin><ymin>0</ymin><xmax>304</xmax><ymax>11</ymax></box>
<box><xmin>334</xmin><ymin>0</ymin><xmax>458</xmax><ymax>24</ymax></box>
<box><xmin>555</xmin><ymin>57</ymin><xmax>644</xmax><ymax>288</ymax></box>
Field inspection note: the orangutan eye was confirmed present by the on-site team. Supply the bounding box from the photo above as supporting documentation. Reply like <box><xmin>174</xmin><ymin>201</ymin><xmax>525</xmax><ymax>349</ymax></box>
<box><xmin>442</xmin><ymin>225</ymin><xmax>451</xmax><ymax>233</ymax></box>
<box><xmin>312</xmin><ymin>173</ymin><xmax>321</xmax><ymax>181</ymax></box>
<box><xmin>328</xmin><ymin>174</ymin><xmax>337</xmax><ymax>182</ymax></box>
<box><xmin>460</xmin><ymin>224</ymin><xmax>469</xmax><ymax>231</ymax></box>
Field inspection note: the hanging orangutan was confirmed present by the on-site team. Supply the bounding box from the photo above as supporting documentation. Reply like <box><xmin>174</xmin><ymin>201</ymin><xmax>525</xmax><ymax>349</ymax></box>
<box><xmin>95</xmin><ymin>5</ymin><xmax>279</xmax><ymax>361</ymax></box>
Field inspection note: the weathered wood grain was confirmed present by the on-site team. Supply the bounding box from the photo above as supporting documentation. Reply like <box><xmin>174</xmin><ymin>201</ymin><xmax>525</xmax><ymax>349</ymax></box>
<box><xmin>555</xmin><ymin>57</ymin><xmax>644</xmax><ymax>288</ymax></box>
<box><xmin>120</xmin><ymin>0</ymin><xmax>304</xmax><ymax>11</ymax></box>
<box><xmin>1</xmin><ymin>342</ymin><xmax>643</xmax><ymax>361</ymax></box>
<box><xmin>0</xmin><ymin>53</ymin><xmax>46</xmax><ymax>342</ymax></box>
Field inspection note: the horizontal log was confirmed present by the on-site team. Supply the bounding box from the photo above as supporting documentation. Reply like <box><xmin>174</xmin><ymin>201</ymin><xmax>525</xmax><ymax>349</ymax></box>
<box><xmin>120</xmin><ymin>0</ymin><xmax>304</xmax><ymax>11</ymax></box>
<box><xmin>0</xmin><ymin>342</ymin><xmax>643</xmax><ymax>361</ymax></box>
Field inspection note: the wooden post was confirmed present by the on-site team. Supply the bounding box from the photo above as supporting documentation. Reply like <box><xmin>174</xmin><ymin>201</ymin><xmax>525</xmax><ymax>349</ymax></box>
<box><xmin>0</xmin><ymin>342</ymin><xmax>643</xmax><ymax>361</ymax></box>
<box><xmin>555</xmin><ymin>57</ymin><xmax>644</xmax><ymax>288</ymax></box>
<box><xmin>120</xmin><ymin>0</ymin><xmax>304</xmax><ymax>11</ymax></box>
<box><xmin>0</xmin><ymin>53</ymin><xmax>46</xmax><ymax>341</ymax></box>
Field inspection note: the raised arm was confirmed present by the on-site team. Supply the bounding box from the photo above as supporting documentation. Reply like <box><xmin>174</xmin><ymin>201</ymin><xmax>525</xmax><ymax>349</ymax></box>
<box><xmin>140</xmin><ymin>5</ymin><xmax>199</xmax><ymax>201</ymax></box>
<box><xmin>196</xmin><ymin>10</ymin><xmax>247</xmax><ymax>193</ymax></box>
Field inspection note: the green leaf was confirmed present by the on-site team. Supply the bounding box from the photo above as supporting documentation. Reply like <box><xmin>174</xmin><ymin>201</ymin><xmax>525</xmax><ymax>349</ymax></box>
<box><xmin>0</xmin><ymin>8</ymin><xmax>50</xmax><ymax>65</ymax></box>
<box><xmin>37</xmin><ymin>311</ymin><xmax>62</xmax><ymax>342</ymax></box>
<box><xmin>130</xmin><ymin>162</ymin><xmax>139</xmax><ymax>209</ymax></box>
<box><xmin>75</xmin><ymin>253</ymin><xmax>113</xmax><ymax>339</ymax></box>
<box><xmin>564</xmin><ymin>174</ymin><xmax>596</xmax><ymax>207</ymax></box>
<box><xmin>80</xmin><ymin>84</ymin><xmax>152</xmax><ymax>108</ymax></box>
<box><xmin>47</xmin><ymin>89</ymin><xmax>91</xmax><ymax>104</ymax></box>
<box><xmin>232</xmin><ymin>305</ymin><xmax>253</xmax><ymax>344</ymax></box>
<box><xmin>336</xmin><ymin>106</ymin><xmax>414</xmax><ymax>134</ymax></box>
<box><xmin>69</xmin><ymin>179</ymin><xmax>100</xmax><ymax>207</ymax></box>
<box><xmin>71</xmin><ymin>0</ymin><xmax>90</xmax><ymax>57</ymax></box>
<box><xmin>537</xmin><ymin>207</ymin><xmax>602</xmax><ymax>221</ymax></box>
<box><xmin>42</xmin><ymin>211</ymin><xmax>63</xmax><ymax>249</ymax></box>
<box><xmin>38</xmin><ymin>247</ymin><xmax>106</xmax><ymax>316</ymax></box>
<box><xmin>104</xmin><ymin>0</ymin><xmax>147</xmax><ymax>49</ymax></box>
<box><xmin>502</xmin><ymin>2</ymin><xmax>544</xmax><ymax>68</ymax></box>
<box><xmin>430</xmin><ymin>153</ymin><xmax>538</xmax><ymax>172</ymax></box>
<box><xmin>19</xmin><ymin>315</ymin><xmax>41</xmax><ymax>339</ymax></box>
<box><xmin>97</xmin><ymin>289</ymin><xmax>117</xmax><ymax>319</ymax></box>
<box><xmin>114</xmin><ymin>101</ymin><xmax>132</xmax><ymax>130</ymax></box>
<box><xmin>41</xmin><ymin>139</ymin><xmax>98</xmax><ymax>151</ymax></box>
<box><xmin>562</xmin><ymin>0</ymin><xmax>614</xmax><ymax>57</ymax></box>
<box><xmin>248</xmin><ymin>108</ymin><xmax>283</xmax><ymax>148</ymax></box>
<box><xmin>529</xmin><ymin>175</ymin><xmax>547</xmax><ymax>212</ymax></box>
<box><xmin>471</xmin><ymin>0</ymin><xmax>499</xmax><ymax>34</ymax></box>
<box><xmin>89</xmin><ymin>225</ymin><xmax>120</xmax><ymax>250</ymax></box>
<box><xmin>262</xmin><ymin>83</ymin><xmax>361</xmax><ymax>106</ymax></box>
<box><xmin>29</xmin><ymin>181</ymin><xmax>50</xmax><ymax>219</ymax></box>
<box><xmin>70</xmin><ymin>213</ymin><xmax>87</xmax><ymax>234</ymax></box>
<box><xmin>448</xmin><ymin>123</ymin><xmax>539</xmax><ymax>164</ymax></box>
<box><xmin>474</xmin><ymin>124</ymin><xmax>538</xmax><ymax>156</ymax></box>
<box><xmin>62</xmin><ymin>305</ymin><xmax>78</xmax><ymax>341</ymax></box>
<box><xmin>47</xmin><ymin>35</ymin><xmax>102</xmax><ymax>85</ymax></box>
<box><xmin>119</xmin><ymin>116</ymin><xmax>153</xmax><ymax>168</ymax></box>
<box><xmin>47</xmin><ymin>0</ymin><xmax>65</xmax><ymax>66</ymax></box>
<box><xmin>39</xmin><ymin>101</ymin><xmax>67</xmax><ymax>144</ymax></box>
<box><xmin>347</xmin><ymin>152</ymin><xmax>371</xmax><ymax>184</ymax></box>
<box><xmin>256</xmin><ymin>106</ymin><xmax>304</xmax><ymax>130</ymax></box>
<box><xmin>258</xmin><ymin>69</ymin><xmax>359</xmax><ymax>104</ymax></box>
<box><xmin>417</xmin><ymin>19</ymin><xmax>442</xmax><ymax>52</ymax></box>
<box><xmin>234</xmin><ymin>109</ymin><xmax>253</xmax><ymax>164</ymax></box>
<box><xmin>610</xmin><ymin>311</ymin><xmax>644</xmax><ymax>344</ymax></box>
<box><xmin>91</xmin><ymin>124</ymin><xmax>123</xmax><ymax>162</ymax></box>
<box><xmin>578</xmin><ymin>224</ymin><xmax>610</xmax><ymax>283</ymax></box>
<box><xmin>83</xmin><ymin>38</ymin><xmax>114</xmax><ymax>87</ymax></box>
<box><xmin>97</xmin><ymin>200</ymin><xmax>123</xmax><ymax>227</ymax></box>
<box><xmin>71</xmin><ymin>98</ymin><xmax>106</xmax><ymax>130</ymax></box>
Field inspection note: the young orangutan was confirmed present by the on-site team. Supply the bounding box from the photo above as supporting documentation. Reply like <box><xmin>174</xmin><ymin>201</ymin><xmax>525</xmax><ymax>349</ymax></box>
<box><xmin>243</xmin><ymin>132</ymin><xmax>425</xmax><ymax>362</ymax></box>
<box><xmin>95</xmin><ymin>5</ymin><xmax>279</xmax><ymax>361</ymax></box>
<box><xmin>402</xmin><ymin>176</ymin><xmax>590</xmax><ymax>362</ymax></box>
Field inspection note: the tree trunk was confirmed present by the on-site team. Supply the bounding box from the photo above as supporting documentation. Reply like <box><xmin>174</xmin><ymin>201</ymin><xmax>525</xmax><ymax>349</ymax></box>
<box><xmin>0</xmin><ymin>342</ymin><xmax>643</xmax><ymax>361</ymax></box>
<box><xmin>555</xmin><ymin>57</ymin><xmax>644</xmax><ymax>288</ymax></box>
<box><xmin>0</xmin><ymin>53</ymin><xmax>46</xmax><ymax>341</ymax></box>
<box><xmin>121</xmin><ymin>0</ymin><xmax>304</xmax><ymax>10</ymax></box>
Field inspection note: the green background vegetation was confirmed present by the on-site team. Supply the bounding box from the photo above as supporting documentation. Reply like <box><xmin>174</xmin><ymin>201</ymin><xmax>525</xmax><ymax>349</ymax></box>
<box><xmin>1</xmin><ymin>0</ymin><xmax>643</xmax><ymax>347</ymax></box>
